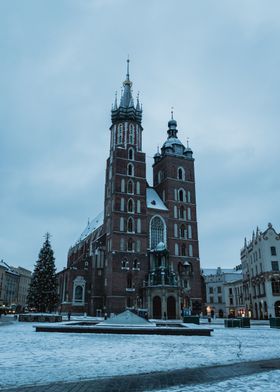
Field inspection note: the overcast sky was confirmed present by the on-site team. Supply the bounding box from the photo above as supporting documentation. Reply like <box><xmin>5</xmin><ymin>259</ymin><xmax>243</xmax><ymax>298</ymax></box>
<box><xmin>1</xmin><ymin>0</ymin><xmax>280</xmax><ymax>272</ymax></box>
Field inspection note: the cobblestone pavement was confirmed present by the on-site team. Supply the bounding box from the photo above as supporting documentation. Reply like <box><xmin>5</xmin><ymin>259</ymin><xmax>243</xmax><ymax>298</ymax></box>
<box><xmin>2</xmin><ymin>358</ymin><xmax>280</xmax><ymax>392</ymax></box>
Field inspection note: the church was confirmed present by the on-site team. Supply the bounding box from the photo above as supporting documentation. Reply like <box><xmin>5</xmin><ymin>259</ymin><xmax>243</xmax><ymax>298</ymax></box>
<box><xmin>57</xmin><ymin>61</ymin><xmax>202</xmax><ymax>319</ymax></box>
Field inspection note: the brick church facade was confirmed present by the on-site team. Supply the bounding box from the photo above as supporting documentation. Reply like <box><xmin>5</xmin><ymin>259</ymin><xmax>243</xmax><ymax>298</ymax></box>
<box><xmin>57</xmin><ymin>61</ymin><xmax>202</xmax><ymax>318</ymax></box>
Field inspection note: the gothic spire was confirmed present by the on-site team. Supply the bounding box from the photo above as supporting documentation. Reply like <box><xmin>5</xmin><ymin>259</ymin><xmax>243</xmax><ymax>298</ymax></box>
<box><xmin>111</xmin><ymin>59</ymin><xmax>142</xmax><ymax>125</ymax></box>
<box><xmin>167</xmin><ymin>107</ymin><xmax>178</xmax><ymax>138</ymax></box>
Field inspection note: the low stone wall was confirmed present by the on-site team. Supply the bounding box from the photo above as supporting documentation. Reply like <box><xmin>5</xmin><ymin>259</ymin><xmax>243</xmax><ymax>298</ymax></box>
<box><xmin>18</xmin><ymin>314</ymin><xmax>62</xmax><ymax>322</ymax></box>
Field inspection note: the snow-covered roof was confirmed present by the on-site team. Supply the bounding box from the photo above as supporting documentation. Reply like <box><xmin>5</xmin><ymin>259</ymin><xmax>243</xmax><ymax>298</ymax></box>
<box><xmin>0</xmin><ymin>259</ymin><xmax>19</xmax><ymax>275</ymax></box>
<box><xmin>75</xmin><ymin>211</ymin><xmax>104</xmax><ymax>245</ymax></box>
<box><xmin>202</xmin><ymin>268</ymin><xmax>241</xmax><ymax>276</ymax></box>
<box><xmin>146</xmin><ymin>188</ymin><xmax>168</xmax><ymax>211</ymax></box>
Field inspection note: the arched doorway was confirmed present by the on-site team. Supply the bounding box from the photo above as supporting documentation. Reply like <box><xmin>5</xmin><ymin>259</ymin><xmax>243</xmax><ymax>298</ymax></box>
<box><xmin>153</xmin><ymin>296</ymin><xmax>162</xmax><ymax>319</ymax></box>
<box><xmin>167</xmin><ymin>296</ymin><xmax>176</xmax><ymax>319</ymax></box>
<box><xmin>275</xmin><ymin>301</ymin><xmax>280</xmax><ymax>317</ymax></box>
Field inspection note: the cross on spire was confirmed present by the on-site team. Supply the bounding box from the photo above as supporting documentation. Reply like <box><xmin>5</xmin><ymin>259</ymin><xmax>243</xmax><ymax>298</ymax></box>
<box><xmin>126</xmin><ymin>56</ymin><xmax>130</xmax><ymax>80</ymax></box>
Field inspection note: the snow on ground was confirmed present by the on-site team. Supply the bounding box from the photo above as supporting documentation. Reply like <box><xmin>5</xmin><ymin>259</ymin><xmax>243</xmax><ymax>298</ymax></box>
<box><xmin>151</xmin><ymin>370</ymin><xmax>280</xmax><ymax>392</ymax></box>
<box><xmin>0</xmin><ymin>317</ymin><xmax>280</xmax><ymax>389</ymax></box>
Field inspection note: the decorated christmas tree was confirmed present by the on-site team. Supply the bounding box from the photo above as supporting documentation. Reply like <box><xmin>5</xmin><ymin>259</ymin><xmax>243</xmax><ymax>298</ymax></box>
<box><xmin>27</xmin><ymin>233</ymin><xmax>58</xmax><ymax>312</ymax></box>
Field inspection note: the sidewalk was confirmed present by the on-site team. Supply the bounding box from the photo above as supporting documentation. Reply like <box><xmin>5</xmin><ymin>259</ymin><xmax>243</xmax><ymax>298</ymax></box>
<box><xmin>2</xmin><ymin>358</ymin><xmax>280</xmax><ymax>392</ymax></box>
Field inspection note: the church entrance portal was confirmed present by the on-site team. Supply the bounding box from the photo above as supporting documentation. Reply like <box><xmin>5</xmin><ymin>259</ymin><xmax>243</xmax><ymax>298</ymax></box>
<box><xmin>153</xmin><ymin>296</ymin><xmax>162</xmax><ymax>319</ymax></box>
<box><xmin>167</xmin><ymin>296</ymin><xmax>176</xmax><ymax>319</ymax></box>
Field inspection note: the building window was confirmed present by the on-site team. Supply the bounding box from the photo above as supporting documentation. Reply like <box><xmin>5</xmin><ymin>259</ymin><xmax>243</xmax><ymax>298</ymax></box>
<box><xmin>229</xmin><ymin>298</ymin><xmax>233</xmax><ymax>305</ymax></box>
<box><xmin>137</xmin><ymin>200</ymin><xmax>141</xmax><ymax>213</ymax></box>
<box><xmin>189</xmin><ymin>244</ymin><xmax>193</xmax><ymax>257</ymax></box>
<box><xmin>150</xmin><ymin>216</ymin><xmax>166</xmax><ymax>249</ymax></box>
<box><xmin>180</xmin><ymin>224</ymin><xmax>186</xmax><ymax>239</ymax></box>
<box><xmin>218</xmin><ymin>296</ymin><xmax>222</xmax><ymax>304</ymax></box>
<box><xmin>210</xmin><ymin>296</ymin><xmax>214</xmax><ymax>303</ymax></box>
<box><xmin>128</xmin><ymin>147</ymin><xmax>134</xmax><ymax>160</ymax></box>
<box><xmin>271</xmin><ymin>247</ymin><xmax>277</xmax><ymax>256</ymax></box>
<box><xmin>120</xmin><ymin>238</ymin><xmax>125</xmax><ymax>251</ymax></box>
<box><xmin>181</xmin><ymin>244</ymin><xmax>186</xmax><ymax>256</ymax></box>
<box><xmin>187</xmin><ymin>207</ymin><xmax>191</xmax><ymax>220</ymax></box>
<box><xmin>136</xmin><ymin>240</ymin><xmax>141</xmax><ymax>252</ymax></box>
<box><xmin>127</xmin><ymin>180</ymin><xmax>134</xmax><ymax>194</ymax></box>
<box><xmin>162</xmin><ymin>190</ymin><xmax>165</xmax><ymax>201</ymax></box>
<box><xmin>177</xmin><ymin>167</ymin><xmax>185</xmax><ymax>181</ymax></box>
<box><xmin>187</xmin><ymin>191</ymin><xmax>191</xmax><ymax>203</ymax></box>
<box><xmin>127</xmin><ymin>198</ymin><xmax>134</xmax><ymax>213</ymax></box>
<box><xmin>128</xmin><ymin>124</ymin><xmax>134</xmax><ymax>144</ymax></box>
<box><xmin>179</xmin><ymin>205</ymin><xmax>185</xmax><ymax>219</ymax></box>
<box><xmin>137</xmin><ymin>218</ymin><xmax>141</xmax><ymax>233</ymax></box>
<box><xmin>117</xmin><ymin>124</ymin><xmax>123</xmax><ymax>144</ymax></box>
<box><xmin>174</xmin><ymin>224</ymin><xmax>178</xmax><ymax>238</ymax></box>
<box><xmin>136</xmin><ymin>181</ymin><xmax>140</xmax><ymax>194</ymax></box>
<box><xmin>271</xmin><ymin>261</ymin><xmax>279</xmax><ymax>271</ymax></box>
<box><xmin>175</xmin><ymin>243</ymin><xmax>179</xmax><ymax>256</ymax></box>
<box><xmin>157</xmin><ymin>171</ymin><xmax>163</xmax><ymax>184</ymax></box>
<box><xmin>74</xmin><ymin>286</ymin><xmax>83</xmax><ymax>302</ymax></box>
<box><xmin>272</xmin><ymin>279</ymin><xmax>280</xmax><ymax>295</ymax></box>
<box><xmin>121</xmin><ymin>179</ymin><xmax>125</xmax><ymax>193</ymax></box>
<box><xmin>178</xmin><ymin>189</ymin><xmax>185</xmax><ymax>202</ymax></box>
<box><xmin>120</xmin><ymin>197</ymin><xmax>125</xmax><ymax>211</ymax></box>
<box><xmin>127</xmin><ymin>217</ymin><xmax>134</xmax><ymax>233</ymax></box>
<box><xmin>188</xmin><ymin>225</ymin><xmax>192</xmax><ymax>239</ymax></box>
<box><xmin>174</xmin><ymin>206</ymin><xmax>178</xmax><ymax>218</ymax></box>
<box><xmin>127</xmin><ymin>163</ymin><xmax>134</xmax><ymax>176</ymax></box>
<box><xmin>120</xmin><ymin>217</ymin><xmax>124</xmax><ymax>231</ymax></box>
<box><xmin>127</xmin><ymin>238</ymin><xmax>134</xmax><ymax>252</ymax></box>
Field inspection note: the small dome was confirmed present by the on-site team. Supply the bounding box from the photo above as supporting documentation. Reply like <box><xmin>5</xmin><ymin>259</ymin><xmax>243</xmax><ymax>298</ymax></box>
<box><xmin>155</xmin><ymin>242</ymin><xmax>166</xmax><ymax>251</ymax></box>
<box><xmin>168</xmin><ymin>118</ymin><xmax>177</xmax><ymax>129</ymax></box>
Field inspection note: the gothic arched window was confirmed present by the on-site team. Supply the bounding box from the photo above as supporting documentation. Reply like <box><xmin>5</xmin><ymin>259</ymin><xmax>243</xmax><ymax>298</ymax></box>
<box><xmin>127</xmin><ymin>163</ymin><xmax>134</xmax><ymax>176</ymax></box>
<box><xmin>75</xmin><ymin>286</ymin><xmax>83</xmax><ymax>302</ymax></box>
<box><xmin>127</xmin><ymin>199</ymin><xmax>134</xmax><ymax>213</ymax></box>
<box><xmin>177</xmin><ymin>167</ymin><xmax>185</xmax><ymax>181</ymax></box>
<box><xmin>127</xmin><ymin>238</ymin><xmax>134</xmax><ymax>251</ymax></box>
<box><xmin>150</xmin><ymin>216</ymin><xmax>166</xmax><ymax>249</ymax></box>
<box><xmin>127</xmin><ymin>179</ymin><xmax>134</xmax><ymax>194</ymax></box>
<box><xmin>117</xmin><ymin>124</ymin><xmax>123</xmax><ymax>144</ymax></box>
<box><xmin>178</xmin><ymin>188</ymin><xmax>185</xmax><ymax>202</ymax></box>
<box><xmin>179</xmin><ymin>205</ymin><xmax>185</xmax><ymax>219</ymax></box>
<box><xmin>127</xmin><ymin>217</ymin><xmax>134</xmax><ymax>233</ymax></box>
<box><xmin>128</xmin><ymin>147</ymin><xmax>134</xmax><ymax>160</ymax></box>
<box><xmin>180</xmin><ymin>224</ymin><xmax>186</xmax><ymax>239</ymax></box>
<box><xmin>129</xmin><ymin>124</ymin><xmax>134</xmax><ymax>144</ymax></box>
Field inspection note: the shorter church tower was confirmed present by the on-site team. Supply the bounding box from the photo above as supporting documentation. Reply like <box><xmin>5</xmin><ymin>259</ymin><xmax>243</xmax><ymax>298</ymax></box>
<box><xmin>152</xmin><ymin>112</ymin><xmax>202</xmax><ymax>315</ymax></box>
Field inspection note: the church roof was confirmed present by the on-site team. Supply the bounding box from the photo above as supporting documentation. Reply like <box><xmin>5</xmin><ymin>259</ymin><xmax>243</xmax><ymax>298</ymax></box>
<box><xmin>75</xmin><ymin>211</ymin><xmax>104</xmax><ymax>245</ymax></box>
<box><xmin>146</xmin><ymin>188</ymin><xmax>168</xmax><ymax>211</ymax></box>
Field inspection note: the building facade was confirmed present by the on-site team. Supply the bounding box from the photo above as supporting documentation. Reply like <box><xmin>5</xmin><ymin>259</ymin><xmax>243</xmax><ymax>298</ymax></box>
<box><xmin>58</xmin><ymin>62</ymin><xmax>202</xmax><ymax>318</ymax></box>
<box><xmin>224</xmin><ymin>278</ymin><xmax>245</xmax><ymax>317</ymax></box>
<box><xmin>0</xmin><ymin>260</ymin><xmax>31</xmax><ymax>309</ymax></box>
<box><xmin>202</xmin><ymin>267</ymin><xmax>242</xmax><ymax>318</ymax></box>
<box><xmin>241</xmin><ymin>223</ymin><xmax>280</xmax><ymax>319</ymax></box>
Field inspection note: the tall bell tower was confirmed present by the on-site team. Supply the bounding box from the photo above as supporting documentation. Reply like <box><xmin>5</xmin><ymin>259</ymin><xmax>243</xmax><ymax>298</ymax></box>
<box><xmin>103</xmin><ymin>60</ymin><xmax>148</xmax><ymax>314</ymax></box>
